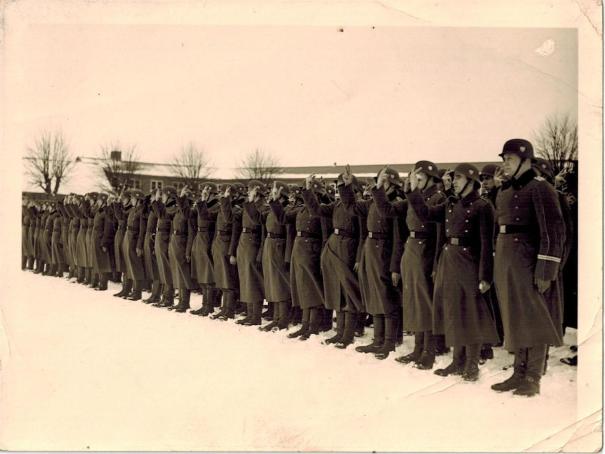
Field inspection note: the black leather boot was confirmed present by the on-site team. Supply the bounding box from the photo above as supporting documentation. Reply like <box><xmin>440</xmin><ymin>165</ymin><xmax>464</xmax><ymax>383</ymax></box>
<box><xmin>354</xmin><ymin>312</ymin><xmax>366</xmax><ymax>337</ymax></box>
<box><xmin>143</xmin><ymin>280</ymin><xmax>161</xmax><ymax>303</ymax></box>
<box><xmin>95</xmin><ymin>272</ymin><xmax>109</xmax><ymax>291</ymax></box>
<box><xmin>492</xmin><ymin>349</ymin><xmax>527</xmax><ymax>392</ymax></box>
<box><xmin>288</xmin><ymin>308</ymin><xmax>309</xmax><ymax>338</ymax></box>
<box><xmin>174</xmin><ymin>288</ymin><xmax>191</xmax><ymax>312</ymax></box>
<box><xmin>276</xmin><ymin>301</ymin><xmax>291</xmax><ymax>330</ymax></box>
<box><xmin>335</xmin><ymin>312</ymin><xmax>358</xmax><ymax>349</ymax></box>
<box><xmin>127</xmin><ymin>280</ymin><xmax>143</xmax><ymax>301</ymax></box>
<box><xmin>374</xmin><ymin>316</ymin><xmax>397</xmax><ymax>359</ymax></box>
<box><xmin>244</xmin><ymin>301</ymin><xmax>263</xmax><ymax>326</ymax></box>
<box><xmin>415</xmin><ymin>331</ymin><xmax>436</xmax><ymax>370</ymax></box>
<box><xmin>300</xmin><ymin>307</ymin><xmax>321</xmax><ymax>340</ymax></box>
<box><xmin>435</xmin><ymin>345</ymin><xmax>466</xmax><ymax>376</ymax></box>
<box><xmin>262</xmin><ymin>302</ymin><xmax>274</xmax><ymax>321</ymax></box>
<box><xmin>513</xmin><ymin>345</ymin><xmax>546</xmax><ymax>397</ymax></box>
<box><xmin>396</xmin><ymin>331</ymin><xmax>424</xmax><ymax>364</ymax></box>
<box><xmin>355</xmin><ymin>315</ymin><xmax>385</xmax><ymax>353</ymax></box>
<box><xmin>480</xmin><ymin>344</ymin><xmax>494</xmax><ymax>364</ymax></box>
<box><xmin>237</xmin><ymin>303</ymin><xmax>253</xmax><ymax>325</ymax></box>
<box><xmin>462</xmin><ymin>344</ymin><xmax>481</xmax><ymax>381</ymax></box>
<box><xmin>120</xmin><ymin>279</ymin><xmax>134</xmax><ymax>298</ymax></box>
<box><xmin>324</xmin><ymin>311</ymin><xmax>345</xmax><ymax>344</ymax></box>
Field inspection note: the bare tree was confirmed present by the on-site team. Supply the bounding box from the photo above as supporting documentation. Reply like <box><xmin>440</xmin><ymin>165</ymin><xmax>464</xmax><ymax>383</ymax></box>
<box><xmin>236</xmin><ymin>148</ymin><xmax>283</xmax><ymax>182</ymax></box>
<box><xmin>533</xmin><ymin>114</ymin><xmax>578</xmax><ymax>176</ymax></box>
<box><xmin>170</xmin><ymin>142</ymin><xmax>214</xmax><ymax>187</ymax></box>
<box><xmin>98</xmin><ymin>142</ymin><xmax>142</xmax><ymax>193</ymax></box>
<box><xmin>25</xmin><ymin>130</ymin><xmax>73</xmax><ymax>195</ymax></box>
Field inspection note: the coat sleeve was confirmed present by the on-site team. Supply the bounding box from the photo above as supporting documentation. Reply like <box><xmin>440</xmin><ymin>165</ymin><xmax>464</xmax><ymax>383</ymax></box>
<box><xmin>532</xmin><ymin>182</ymin><xmax>565</xmax><ymax>282</ymax></box>
<box><xmin>185</xmin><ymin>217</ymin><xmax>195</xmax><ymax>259</ymax></box>
<box><xmin>340</xmin><ymin>184</ymin><xmax>371</xmax><ymax>217</ymax></box>
<box><xmin>285</xmin><ymin>223</ymin><xmax>296</xmax><ymax>264</ymax></box>
<box><xmin>355</xmin><ymin>216</ymin><xmax>366</xmax><ymax>264</ymax></box>
<box><xmin>372</xmin><ymin>186</ymin><xmax>407</xmax><ymax>218</ymax></box>
<box><xmin>102</xmin><ymin>206</ymin><xmax>115</xmax><ymax>249</ymax></box>
<box><xmin>478</xmin><ymin>201</ymin><xmax>495</xmax><ymax>283</ymax></box>
<box><xmin>558</xmin><ymin>192</ymin><xmax>573</xmax><ymax>269</ymax></box>
<box><xmin>405</xmin><ymin>189</ymin><xmax>447</xmax><ymax>222</ymax></box>
<box><xmin>302</xmin><ymin>189</ymin><xmax>334</xmax><ymax>218</ymax></box>
<box><xmin>137</xmin><ymin>211</ymin><xmax>148</xmax><ymax>250</ymax></box>
<box><xmin>390</xmin><ymin>216</ymin><xmax>406</xmax><ymax>274</ymax></box>
<box><xmin>228</xmin><ymin>209</ymin><xmax>242</xmax><ymax>257</ymax></box>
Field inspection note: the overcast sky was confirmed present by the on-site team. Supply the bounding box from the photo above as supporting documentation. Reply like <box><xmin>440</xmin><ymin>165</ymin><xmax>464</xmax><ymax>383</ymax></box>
<box><xmin>6</xmin><ymin>25</ymin><xmax>577</xmax><ymax>175</ymax></box>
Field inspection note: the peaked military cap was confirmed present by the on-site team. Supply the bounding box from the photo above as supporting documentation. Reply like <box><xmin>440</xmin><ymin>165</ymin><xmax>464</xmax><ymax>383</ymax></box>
<box><xmin>499</xmin><ymin>138</ymin><xmax>534</xmax><ymax>159</ymax></box>
<box><xmin>414</xmin><ymin>161</ymin><xmax>440</xmax><ymax>179</ymax></box>
<box><xmin>454</xmin><ymin>163</ymin><xmax>480</xmax><ymax>182</ymax></box>
<box><xmin>480</xmin><ymin>164</ymin><xmax>500</xmax><ymax>178</ymax></box>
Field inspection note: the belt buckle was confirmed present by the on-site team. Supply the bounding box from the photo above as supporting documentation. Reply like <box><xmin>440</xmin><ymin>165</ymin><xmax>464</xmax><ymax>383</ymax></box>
<box><xmin>499</xmin><ymin>225</ymin><xmax>506</xmax><ymax>234</ymax></box>
<box><xmin>451</xmin><ymin>237</ymin><xmax>459</xmax><ymax>245</ymax></box>
<box><xmin>334</xmin><ymin>228</ymin><xmax>340</xmax><ymax>234</ymax></box>
<box><xmin>369</xmin><ymin>232</ymin><xmax>374</xmax><ymax>238</ymax></box>
<box><xmin>410</xmin><ymin>231</ymin><xmax>416</xmax><ymax>238</ymax></box>
<box><xmin>173</xmin><ymin>230</ymin><xmax>177</xmax><ymax>235</ymax></box>
<box><xmin>297</xmin><ymin>231</ymin><xmax>302</xmax><ymax>237</ymax></box>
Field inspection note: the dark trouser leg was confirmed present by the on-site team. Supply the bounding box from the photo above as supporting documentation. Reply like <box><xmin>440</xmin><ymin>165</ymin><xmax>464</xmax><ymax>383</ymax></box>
<box><xmin>513</xmin><ymin>344</ymin><xmax>547</xmax><ymax>397</ymax></box>
<box><xmin>211</xmin><ymin>289</ymin><xmax>229</xmax><ymax>319</ymax></box>
<box><xmin>113</xmin><ymin>274</ymin><xmax>128</xmax><ymax>296</ymax></box>
<box><xmin>416</xmin><ymin>331</ymin><xmax>436</xmax><ymax>370</ymax></box>
<box><xmin>290</xmin><ymin>306</ymin><xmax>302</xmax><ymax>326</ymax></box>
<box><xmin>435</xmin><ymin>345</ymin><xmax>466</xmax><ymax>376</ymax></box>
<box><xmin>375</xmin><ymin>315</ymin><xmax>398</xmax><ymax>359</ymax></box>
<box><xmin>491</xmin><ymin>348</ymin><xmax>527</xmax><ymax>392</ymax></box>
<box><xmin>89</xmin><ymin>270</ymin><xmax>99</xmax><ymax>288</ymax></box>
<box><xmin>355</xmin><ymin>315</ymin><xmax>385</xmax><ymax>353</ymax></box>
<box><xmin>462</xmin><ymin>344</ymin><xmax>481</xmax><ymax>381</ymax></box>
<box><xmin>22</xmin><ymin>256</ymin><xmax>27</xmax><ymax>270</ymax></box>
<box><xmin>237</xmin><ymin>302</ymin><xmax>253</xmax><ymax>325</ymax></box>
<box><xmin>288</xmin><ymin>308</ymin><xmax>310</xmax><ymax>338</ymax></box>
<box><xmin>325</xmin><ymin>311</ymin><xmax>345</xmax><ymax>344</ymax></box>
<box><xmin>396</xmin><ymin>331</ymin><xmax>425</xmax><ymax>364</ymax></box>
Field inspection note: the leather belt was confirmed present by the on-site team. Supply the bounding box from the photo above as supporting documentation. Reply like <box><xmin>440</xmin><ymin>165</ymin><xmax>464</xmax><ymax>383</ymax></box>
<box><xmin>447</xmin><ymin>237</ymin><xmax>472</xmax><ymax>247</ymax></box>
<box><xmin>333</xmin><ymin>228</ymin><xmax>354</xmax><ymax>238</ymax></box>
<box><xmin>498</xmin><ymin>224</ymin><xmax>530</xmax><ymax>234</ymax></box>
<box><xmin>197</xmin><ymin>227</ymin><xmax>211</xmax><ymax>232</ymax></box>
<box><xmin>367</xmin><ymin>231</ymin><xmax>388</xmax><ymax>240</ymax></box>
<box><xmin>267</xmin><ymin>232</ymin><xmax>285</xmax><ymax>239</ymax></box>
<box><xmin>409</xmin><ymin>231</ymin><xmax>431</xmax><ymax>239</ymax></box>
<box><xmin>173</xmin><ymin>230</ymin><xmax>186</xmax><ymax>236</ymax></box>
<box><xmin>126</xmin><ymin>226</ymin><xmax>138</xmax><ymax>231</ymax></box>
<box><xmin>218</xmin><ymin>230</ymin><xmax>232</xmax><ymax>236</ymax></box>
<box><xmin>242</xmin><ymin>227</ymin><xmax>260</xmax><ymax>234</ymax></box>
<box><xmin>297</xmin><ymin>231</ymin><xmax>320</xmax><ymax>239</ymax></box>
<box><xmin>156</xmin><ymin>228</ymin><xmax>170</xmax><ymax>233</ymax></box>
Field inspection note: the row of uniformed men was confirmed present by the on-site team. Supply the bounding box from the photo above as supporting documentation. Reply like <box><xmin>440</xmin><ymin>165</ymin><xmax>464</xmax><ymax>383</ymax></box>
<box><xmin>21</xmin><ymin>138</ymin><xmax>573</xmax><ymax>397</ymax></box>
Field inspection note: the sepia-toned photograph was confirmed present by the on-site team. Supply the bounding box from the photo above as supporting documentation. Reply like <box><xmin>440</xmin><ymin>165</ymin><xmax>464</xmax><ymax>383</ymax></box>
<box><xmin>1</xmin><ymin>0</ymin><xmax>602</xmax><ymax>452</ymax></box>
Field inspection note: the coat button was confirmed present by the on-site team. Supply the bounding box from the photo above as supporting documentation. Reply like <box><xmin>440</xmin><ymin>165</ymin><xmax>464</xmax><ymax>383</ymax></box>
<box><xmin>419</xmin><ymin>241</ymin><xmax>423</xmax><ymax>245</ymax></box>
<box><xmin>514</xmin><ymin>238</ymin><xmax>519</xmax><ymax>242</ymax></box>
<box><xmin>446</xmin><ymin>228</ymin><xmax>449</xmax><ymax>232</ymax></box>
<box><xmin>515</xmin><ymin>217</ymin><xmax>520</xmax><ymax>221</ymax></box>
<box><xmin>464</xmin><ymin>229</ymin><xmax>468</xmax><ymax>233</ymax></box>
<box><xmin>421</xmin><ymin>225</ymin><xmax>425</xmax><ymax>228</ymax></box>
<box><xmin>466</xmin><ymin>210</ymin><xmax>470</xmax><ymax>214</ymax></box>
<box><xmin>465</xmin><ymin>219</ymin><xmax>469</xmax><ymax>223</ymax></box>
<box><xmin>515</xmin><ymin>206</ymin><xmax>519</xmax><ymax>209</ymax></box>
<box><xmin>444</xmin><ymin>246</ymin><xmax>448</xmax><ymax>251</ymax></box>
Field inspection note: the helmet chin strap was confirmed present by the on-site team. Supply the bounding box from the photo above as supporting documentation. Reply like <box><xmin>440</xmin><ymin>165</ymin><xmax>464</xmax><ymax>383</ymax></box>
<box><xmin>456</xmin><ymin>179</ymin><xmax>472</xmax><ymax>198</ymax></box>
<box><xmin>511</xmin><ymin>157</ymin><xmax>525</xmax><ymax>180</ymax></box>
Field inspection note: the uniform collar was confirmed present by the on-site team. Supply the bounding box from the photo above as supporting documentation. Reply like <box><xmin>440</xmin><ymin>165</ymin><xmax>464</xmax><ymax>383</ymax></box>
<box><xmin>459</xmin><ymin>190</ymin><xmax>479</xmax><ymax>206</ymax></box>
<box><xmin>511</xmin><ymin>168</ymin><xmax>536</xmax><ymax>189</ymax></box>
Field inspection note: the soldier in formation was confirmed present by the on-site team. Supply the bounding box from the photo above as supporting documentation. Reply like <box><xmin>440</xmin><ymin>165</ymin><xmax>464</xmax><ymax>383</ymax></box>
<box><xmin>21</xmin><ymin>137</ymin><xmax>576</xmax><ymax>397</ymax></box>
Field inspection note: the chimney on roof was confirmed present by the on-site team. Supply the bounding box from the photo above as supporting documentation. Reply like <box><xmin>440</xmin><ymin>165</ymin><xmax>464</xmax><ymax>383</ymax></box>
<box><xmin>110</xmin><ymin>150</ymin><xmax>122</xmax><ymax>161</ymax></box>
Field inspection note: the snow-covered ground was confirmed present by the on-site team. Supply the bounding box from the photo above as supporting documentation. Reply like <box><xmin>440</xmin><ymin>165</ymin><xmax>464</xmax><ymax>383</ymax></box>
<box><xmin>0</xmin><ymin>271</ymin><xmax>582</xmax><ymax>451</ymax></box>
